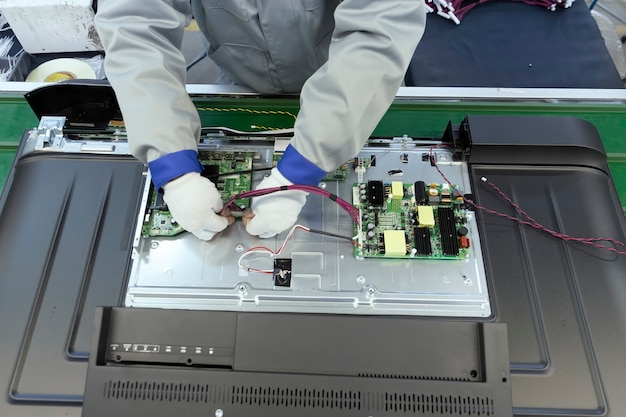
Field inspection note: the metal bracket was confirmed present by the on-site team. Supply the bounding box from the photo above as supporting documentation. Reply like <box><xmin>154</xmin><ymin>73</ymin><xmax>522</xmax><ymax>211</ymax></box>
<box><xmin>34</xmin><ymin>116</ymin><xmax>66</xmax><ymax>150</ymax></box>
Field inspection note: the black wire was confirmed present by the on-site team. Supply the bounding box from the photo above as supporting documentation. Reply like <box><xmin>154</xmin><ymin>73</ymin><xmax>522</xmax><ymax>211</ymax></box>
<box><xmin>203</xmin><ymin>166</ymin><xmax>273</xmax><ymax>182</ymax></box>
<box><xmin>307</xmin><ymin>228</ymin><xmax>354</xmax><ymax>242</ymax></box>
<box><xmin>216</xmin><ymin>166</ymin><xmax>273</xmax><ymax>177</ymax></box>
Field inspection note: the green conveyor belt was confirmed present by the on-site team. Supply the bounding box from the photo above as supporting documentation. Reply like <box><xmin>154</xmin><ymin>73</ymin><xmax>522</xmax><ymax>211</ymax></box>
<box><xmin>2</xmin><ymin>93</ymin><xmax>626</xmax><ymax>214</ymax></box>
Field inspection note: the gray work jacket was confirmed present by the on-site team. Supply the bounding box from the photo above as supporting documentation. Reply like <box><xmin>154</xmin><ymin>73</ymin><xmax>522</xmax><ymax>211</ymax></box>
<box><xmin>95</xmin><ymin>0</ymin><xmax>426</xmax><ymax>173</ymax></box>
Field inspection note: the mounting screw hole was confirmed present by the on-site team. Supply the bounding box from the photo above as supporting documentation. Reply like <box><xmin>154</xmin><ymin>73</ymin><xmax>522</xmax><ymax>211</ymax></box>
<box><xmin>502</xmin><ymin>377</ymin><xmax>508</xmax><ymax>383</ymax></box>
<box><xmin>115</xmin><ymin>355</ymin><xmax>121</xmax><ymax>362</ymax></box>
<box><xmin>470</xmin><ymin>370</ymin><xmax>478</xmax><ymax>378</ymax></box>
<box><xmin>186</xmin><ymin>358</ymin><xmax>193</xmax><ymax>365</ymax></box>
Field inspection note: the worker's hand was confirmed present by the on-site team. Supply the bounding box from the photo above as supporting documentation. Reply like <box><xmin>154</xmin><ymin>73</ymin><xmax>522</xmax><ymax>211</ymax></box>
<box><xmin>242</xmin><ymin>168</ymin><xmax>308</xmax><ymax>238</ymax></box>
<box><xmin>162</xmin><ymin>172</ymin><xmax>234</xmax><ymax>240</ymax></box>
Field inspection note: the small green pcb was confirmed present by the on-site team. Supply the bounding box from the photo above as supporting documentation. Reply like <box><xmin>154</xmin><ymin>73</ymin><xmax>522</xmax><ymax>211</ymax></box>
<box><xmin>353</xmin><ymin>180</ymin><xmax>470</xmax><ymax>259</ymax></box>
<box><xmin>142</xmin><ymin>151</ymin><xmax>254</xmax><ymax>237</ymax></box>
<box><xmin>203</xmin><ymin>151</ymin><xmax>253</xmax><ymax>210</ymax></box>
<box><xmin>141</xmin><ymin>195</ymin><xmax>185</xmax><ymax>237</ymax></box>
<box><xmin>271</xmin><ymin>154</ymin><xmax>372</xmax><ymax>182</ymax></box>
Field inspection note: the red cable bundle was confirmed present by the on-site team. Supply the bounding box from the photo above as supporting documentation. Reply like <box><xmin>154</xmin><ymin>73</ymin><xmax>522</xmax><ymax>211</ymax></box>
<box><xmin>425</xmin><ymin>0</ymin><xmax>575</xmax><ymax>24</ymax></box>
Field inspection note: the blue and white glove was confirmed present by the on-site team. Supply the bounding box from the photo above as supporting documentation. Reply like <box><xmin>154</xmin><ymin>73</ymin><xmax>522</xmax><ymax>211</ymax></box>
<box><xmin>243</xmin><ymin>145</ymin><xmax>326</xmax><ymax>238</ymax></box>
<box><xmin>150</xmin><ymin>150</ymin><xmax>234</xmax><ymax>241</ymax></box>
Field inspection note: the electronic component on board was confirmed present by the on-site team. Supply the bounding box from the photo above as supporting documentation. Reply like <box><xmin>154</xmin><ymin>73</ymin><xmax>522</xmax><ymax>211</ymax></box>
<box><xmin>273</xmin><ymin>258</ymin><xmax>292</xmax><ymax>287</ymax></box>
<box><xmin>417</xmin><ymin>206</ymin><xmax>435</xmax><ymax>228</ymax></box>
<box><xmin>414</xmin><ymin>227</ymin><xmax>433</xmax><ymax>255</ymax></box>
<box><xmin>368</xmin><ymin>180</ymin><xmax>384</xmax><ymax>206</ymax></box>
<box><xmin>200</xmin><ymin>164</ymin><xmax>220</xmax><ymax>183</ymax></box>
<box><xmin>414</xmin><ymin>181</ymin><xmax>427</xmax><ymax>205</ymax></box>
<box><xmin>438</xmin><ymin>207</ymin><xmax>460</xmax><ymax>256</ymax></box>
<box><xmin>383</xmin><ymin>230</ymin><xmax>407</xmax><ymax>256</ymax></box>
<box><xmin>150</xmin><ymin>190</ymin><xmax>167</xmax><ymax>210</ymax></box>
<box><xmin>391</xmin><ymin>181</ymin><xmax>404</xmax><ymax>200</ymax></box>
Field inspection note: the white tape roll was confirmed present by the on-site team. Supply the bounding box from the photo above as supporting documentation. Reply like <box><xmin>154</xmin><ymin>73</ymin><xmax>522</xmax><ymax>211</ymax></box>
<box><xmin>25</xmin><ymin>58</ymin><xmax>96</xmax><ymax>82</ymax></box>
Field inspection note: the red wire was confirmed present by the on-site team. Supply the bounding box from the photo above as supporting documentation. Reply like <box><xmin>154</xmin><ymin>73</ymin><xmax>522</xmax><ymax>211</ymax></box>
<box><xmin>239</xmin><ymin>225</ymin><xmax>309</xmax><ymax>274</ymax></box>
<box><xmin>223</xmin><ymin>184</ymin><xmax>361</xmax><ymax>225</ymax></box>
<box><xmin>431</xmin><ymin>0</ymin><xmax>573</xmax><ymax>23</ymax></box>
<box><xmin>429</xmin><ymin>145</ymin><xmax>626</xmax><ymax>256</ymax></box>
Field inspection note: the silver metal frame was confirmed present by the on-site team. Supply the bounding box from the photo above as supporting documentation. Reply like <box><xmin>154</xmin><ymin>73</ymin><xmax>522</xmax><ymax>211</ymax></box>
<box><xmin>3</xmin><ymin>82</ymin><xmax>626</xmax><ymax>102</ymax></box>
<box><xmin>126</xmin><ymin>144</ymin><xmax>492</xmax><ymax>318</ymax></box>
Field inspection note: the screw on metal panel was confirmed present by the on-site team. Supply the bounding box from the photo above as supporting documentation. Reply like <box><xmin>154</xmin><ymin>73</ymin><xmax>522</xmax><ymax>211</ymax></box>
<box><xmin>215</xmin><ymin>409</ymin><xmax>224</xmax><ymax>417</ymax></box>
<box><xmin>356</xmin><ymin>275</ymin><xmax>366</xmax><ymax>284</ymax></box>
<box><xmin>367</xmin><ymin>287</ymin><xmax>376</xmax><ymax>296</ymax></box>
<box><xmin>235</xmin><ymin>244</ymin><xmax>245</xmax><ymax>252</ymax></box>
<box><xmin>150</xmin><ymin>241</ymin><xmax>159</xmax><ymax>249</ymax></box>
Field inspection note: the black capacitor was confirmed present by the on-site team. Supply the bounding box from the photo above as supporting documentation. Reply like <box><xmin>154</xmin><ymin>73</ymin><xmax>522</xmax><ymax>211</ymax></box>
<box><xmin>414</xmin><ymin>181</ymin><xmax>427</xmax><ymax>205</ymax></box>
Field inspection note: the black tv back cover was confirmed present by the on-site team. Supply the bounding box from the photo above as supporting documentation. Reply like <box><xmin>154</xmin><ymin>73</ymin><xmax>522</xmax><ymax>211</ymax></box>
<box><xmin>83</xmin><ymin>307</ymin><xmax>512</xmax><ymax>417</ymax></box>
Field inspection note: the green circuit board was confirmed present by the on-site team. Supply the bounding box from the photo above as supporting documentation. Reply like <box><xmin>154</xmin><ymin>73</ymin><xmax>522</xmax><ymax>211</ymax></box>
<box><xmin>353</xmin><ymin>180</ymin><xmax>471</xmax><ymax>259</ymax></box>
<box><xmin>142</xmin><ymin>204</ymin><xmax>184</xmax><ymax>237</ymax></box>
<box><xmin>271</xmin><ymin>155</ymin><xmax>373</xmax><ymax>182</ymax></box>
<box><xmin>141</xmin><ymin>151</ymin><xmax>254</xmax><ymax>237</ymax></box>
<box><xmin>203</xmin><ymin>151</ymin><xmax>254</xmax><ymax>208</ymax></box>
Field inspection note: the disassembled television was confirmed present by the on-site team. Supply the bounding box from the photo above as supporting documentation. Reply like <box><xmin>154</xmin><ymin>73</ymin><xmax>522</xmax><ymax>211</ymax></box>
<box><xmin>127</xmin><ymin>136</ymin><xmax>491</xmax><ymax>318</ymax></box>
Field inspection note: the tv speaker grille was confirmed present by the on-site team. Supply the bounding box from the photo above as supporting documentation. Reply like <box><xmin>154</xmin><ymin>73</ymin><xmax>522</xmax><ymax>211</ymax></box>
<box><xmin>231</xmin><ymin>386</ymin><xmax>362</xmax><ymax>410</ymax></box>
<box><xmin>103</xmin><ymin>380</ymin><xmax>495</xmax><ymax>415</ymax></box>
<box><xmin>371</xmin><ymin>392</ymin><xmax>495</xmax><ymax>415</ymax></box>
<box><xmin>103</xmin><ymin>380</ymin><xmax>226</xmax><ymax>403</ymax></box>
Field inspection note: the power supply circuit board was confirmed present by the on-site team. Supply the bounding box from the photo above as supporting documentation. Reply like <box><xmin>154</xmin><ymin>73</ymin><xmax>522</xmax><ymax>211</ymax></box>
<box><xmin>141</xmin><ymin>151</ymin><xmax>254</xmax><ymax>237</ymax></box>
<box><xmin>353</xmin><ymin>180</ymin><xmax>471</xmax><ymax>259</ymax></box>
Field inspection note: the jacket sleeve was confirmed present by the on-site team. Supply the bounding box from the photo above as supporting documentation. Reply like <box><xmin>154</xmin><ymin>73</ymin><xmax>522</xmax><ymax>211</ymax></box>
<box><xmin>283</xmin><ymin>0</ymin><xmax>426</xmax><ymax>176</ymax></box>
<box><xmin>94</xmin><ymin>0</ymin><xmax>201</xmax><ymax>178</ymax></box>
